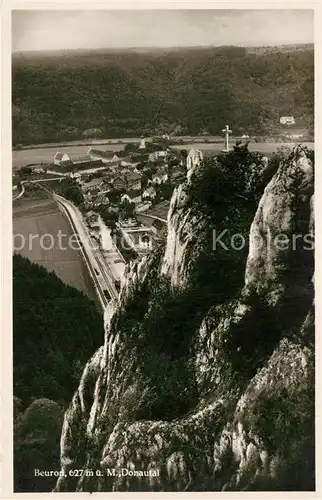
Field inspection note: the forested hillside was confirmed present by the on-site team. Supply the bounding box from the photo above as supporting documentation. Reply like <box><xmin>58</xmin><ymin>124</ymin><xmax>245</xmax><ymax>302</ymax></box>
<box><xmin>13</xmin><ymin>253</ymin><xmax>104</xmax><ymax>406</ymax></box>
<box><xmin>12</xmin><ymin>45</ymin><xmax>314</xmax><ymax>145</ymax></box>
<box><xmin>13</xmin><ymin>253</ymin><xmax>104</xmax><ymax>492</ymax></box>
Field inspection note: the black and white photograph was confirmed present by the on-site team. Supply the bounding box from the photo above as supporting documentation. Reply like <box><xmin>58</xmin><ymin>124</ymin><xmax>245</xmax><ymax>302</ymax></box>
<box><xmin>7</xmin><ymin>6</ymin><xmax>315</xmax><ymax>494</ymax></box>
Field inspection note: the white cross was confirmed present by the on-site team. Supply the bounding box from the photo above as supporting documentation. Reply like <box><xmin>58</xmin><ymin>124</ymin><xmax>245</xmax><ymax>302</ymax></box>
<box><xmin>221</xmin><ymin>125</ymin><xmax>232</xmax><ymax>152</ymax></box>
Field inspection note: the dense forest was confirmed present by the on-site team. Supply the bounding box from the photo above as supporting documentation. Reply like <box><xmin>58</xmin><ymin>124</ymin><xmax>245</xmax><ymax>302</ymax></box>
<box><xmin>12</xmin><ymin>45</ymin><xmax>314</xmax><ymax>145</ymax></box>
<box><xmin>13</xmin><ymin>253</ymin><xmax>103</xmax><ymax>492</ymax></box>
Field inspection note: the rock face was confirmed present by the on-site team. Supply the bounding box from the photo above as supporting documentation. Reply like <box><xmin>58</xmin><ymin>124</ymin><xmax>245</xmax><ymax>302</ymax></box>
<box><xmin>54</xmin><ymin>145</ymin><xmax>314</xmax><ymax>492</ymax></box>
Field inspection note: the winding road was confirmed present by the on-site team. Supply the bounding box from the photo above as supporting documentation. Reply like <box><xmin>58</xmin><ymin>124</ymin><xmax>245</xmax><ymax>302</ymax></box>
<box><xmin>54</xmin><ymin>193</ymin><xmax>119</xmax><ymax>305</ymax></box>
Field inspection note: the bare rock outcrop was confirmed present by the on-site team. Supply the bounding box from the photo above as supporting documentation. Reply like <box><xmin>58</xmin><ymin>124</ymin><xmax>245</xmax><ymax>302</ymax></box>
<box><xmin>55</xmin><ymin>145</ymin><xmax>314</xmax><ymax>492</ymax></box>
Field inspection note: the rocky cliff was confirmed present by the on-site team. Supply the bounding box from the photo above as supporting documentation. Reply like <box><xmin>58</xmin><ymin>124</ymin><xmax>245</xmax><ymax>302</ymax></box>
<box><xmin>54</xmin><ymin>145</ymin><xmax>314</xmax><ymax>492</ymax></box>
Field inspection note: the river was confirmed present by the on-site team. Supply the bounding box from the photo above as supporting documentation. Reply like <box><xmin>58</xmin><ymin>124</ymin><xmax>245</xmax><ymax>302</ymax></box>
<box><xmin>13</xmin><ymin>193</ymin><xmax>98</xmax><ymax>302</ymax></box>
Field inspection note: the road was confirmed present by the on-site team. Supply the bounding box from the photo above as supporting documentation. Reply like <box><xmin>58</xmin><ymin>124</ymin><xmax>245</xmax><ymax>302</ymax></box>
<box><xmin>97</xmin><ymin>215</ymin><xmax>126</xmax><ymax>282</ymax></box>
<box><xmin>13</xmin><ymin>177</ymin><xmax>64</xmax><ymax>200</ymax></box>
<box><xmin>12</xmin><ymin>183</ymin><xmax>25</xmax><ymax>200</ymax></box>
<box><xmin>16</xmin><ymin>179</ymin><xmax>120</xmax><ymax>307</ymax></box>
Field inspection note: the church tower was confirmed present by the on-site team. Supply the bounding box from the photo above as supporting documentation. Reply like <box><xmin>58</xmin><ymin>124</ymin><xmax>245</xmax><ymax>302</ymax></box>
<box><xmin>139</xmin><ymin>135</ymin><xmax>146</xmax><ymax>150</ymax></box>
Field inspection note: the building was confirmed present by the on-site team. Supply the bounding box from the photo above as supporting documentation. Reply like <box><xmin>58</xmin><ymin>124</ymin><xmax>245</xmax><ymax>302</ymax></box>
<box><xmin>121</xmin><ymin>190</ymin><xmax>142</xmax><ymax>204</ymax></box>
<box><xmin>120</xmin><ymin>156</ymin><xmax>139</xmax><ymax>168</ymax></box>
<box><xmin>142</xmin><ymin>186</ymin><xmax>157</xmax><ymax>201</ymax></box>
<box><xmin>70</xmin><ymin>172</ymin><xmax>81</xmax><ymax>180</ymax></box>
<box><xmin>151</xmin><ymin>218</ymin><xmax>167</xmax><ymax>237</ymax></box>
<box><xmin>81</xmin><ymin>178</ymin><xmax>104</xmax><ymax>193</ymax></box>
<box><xmin>149</xmin><ymin>168</ymin><xmax>168</xmax><ymax>185</ymax></box>
<box><xmin>68</xmin><ymin>160</ymin><xmax>109</xmax><ymax>176</ymax></box>
<box><xmin>83</xmin><ymin>128</ymin><xmax>103</xmax><ymax>139</ymax></box>
<box><xmin>121</xmin><ymin>227</ymin><xmax>155</xmax><ymax>254</ymax></box>
<box><xmin>280</xmin><ymin>116</ymin><xmax>296</xmax><ymax>126</ymax></box>
<box><xmin>112</xmin><ymin>176</ymin><xmax>127</xmax><ymax>191</ymax></box>
<box><xmin>157</xmin><ymin>166</ymin><xmax>168</xmax><ymax>182</ymax></box>
<box><xmin>148</xmin><ymin>151</ymin><xmax>168</xmax><ymax>162</ymax></box>
<box><xmin>54</xmin><ymin>152</ymin><xmax>71</xmax><ymax>166</ymax></box>
<box><xmin>70</xmin><ymin>154</ymin><xmax>92</xmax><ymax>165</ymax></box>
<box><xmin>33</xmin><ymin>166</ymin><xmax>46</xmax><ymax>174</ymax></box>
<box><xmin>124</xmin><ymin>172</ymin><xmax>142</xmax><ymax>191</ymax></box>
<box><xmin>92</xmin><ymin>194</ymin><xmax>110</xmax><ymax>208</ymax></box>
<box><xmin>285</xmin><ymin>133</ymin><xmax>304</xmax><ymax>140</ymax></box>
<box><xmin>186</xmin><ymin>149</ymin><xmax>203</xmax><ymax>171</ymax></box>
<box><xmin>149</xmin><ymin>173</ymin><xmax>162</xmax><ymax>185</ymax></box>
<box><xmin>88</xmin><ymin>148</ymin><xmax>120</xmax><ymax>164</ymax></box>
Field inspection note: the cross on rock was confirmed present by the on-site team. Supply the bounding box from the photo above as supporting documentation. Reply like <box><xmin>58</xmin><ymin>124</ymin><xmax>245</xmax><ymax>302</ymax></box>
<box><xmin>221</xmin><ymin>125</ymin><xmax>232</xmax><ymax>152</ymax></box>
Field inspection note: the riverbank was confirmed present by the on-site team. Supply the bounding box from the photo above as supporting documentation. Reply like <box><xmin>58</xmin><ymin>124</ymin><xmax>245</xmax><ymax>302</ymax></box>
<box><xmin>13</xmin><ymin>134</ymin><xmax>314</xmax><ymax>152</ymax></box>
<box><xmin>12</xmin><ymin>139</ymin><xmax>315</xmax><ymax>170</ymax></box>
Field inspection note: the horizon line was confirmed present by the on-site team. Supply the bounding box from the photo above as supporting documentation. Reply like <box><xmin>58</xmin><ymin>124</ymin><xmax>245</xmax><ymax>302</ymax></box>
<box><xmin>12</xmin><ymin>42</ymin><xmax>314</xmax><ymax>55</ymax></box>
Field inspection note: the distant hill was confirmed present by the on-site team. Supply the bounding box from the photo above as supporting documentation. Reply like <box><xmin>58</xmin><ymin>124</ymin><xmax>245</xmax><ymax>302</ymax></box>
<box><xmin>12</xmin><ymin>44</ymin><xmax>314</xmax><ymax>145</ymax></box>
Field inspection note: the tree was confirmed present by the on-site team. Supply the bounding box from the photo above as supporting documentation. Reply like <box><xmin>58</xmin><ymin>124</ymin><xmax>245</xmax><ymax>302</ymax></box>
<box><xmin>20</xmin><ymin>166</ymin><xmax>32</xmax><ymax>175</ymax></box>
<box><xmin>13</xmin><ymin>253</ymin><xmax>104</xmax><ymax>405</ymax></box>
<box><xmin>58</xmin><ymin>178</ymin><xmax>84</xmax><ymax>205</ymax></box>
<box><xmin>158</xmin><ymin>182</ymin><xmax>174</xmax><ymax>201</ymax></box>
<box><xmin>141</xmin><ymin>174</ymin><xmax>149</xmax><ymax>190</ymax></box>
<box><xmin>14</xmin><ymin>399</ymin><xmax>64</xmax><ymax>492</ymax></box>
<box><xmin>120</xmin><ymin>200</ymin><xmax>135</xmax><ymax>219</ymax></box>
<box><xmin>124</xmin><ymin>143</ymin><xmax>137</xmax><ymax>154</ymax></box>
<box><xmin>98</xmin><ymin>206</ymin><xmax>118</xmax><ymax>229</ymax></box>
<box><xmin>108</xmin><ymin>188</ymin><xmax>123</xmax><ymax>205</ymax></box>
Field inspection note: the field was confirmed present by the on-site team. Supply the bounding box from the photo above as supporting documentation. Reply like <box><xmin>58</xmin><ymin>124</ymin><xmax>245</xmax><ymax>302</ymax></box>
<box><xmin>13</xmin><ymin>139</ymin><xmax>314</xmax><ymax>170</ymax></box>
<box><xmin>12</xmin><ymin>143</ymin><xmax>126</xmax><ymax>169</ymax></box>
<box><xmin>144</xmin><ymin>201</ymin><xmax>170</xmax><ymax>221</ymax></box>
<box><xmin>13</xmin><ymin>194</ymin><xmax>96</xmax><ymax>300</ymax></box>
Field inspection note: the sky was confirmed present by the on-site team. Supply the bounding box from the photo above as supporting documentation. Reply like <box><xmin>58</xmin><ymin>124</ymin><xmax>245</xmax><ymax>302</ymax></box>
<box><xmin>12</xmin><ymin>9</ymin><xmax>314</xmax><ymax>53</ymax></box>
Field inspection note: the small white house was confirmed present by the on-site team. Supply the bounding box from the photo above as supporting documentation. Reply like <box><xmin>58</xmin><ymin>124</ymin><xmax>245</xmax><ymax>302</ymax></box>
<box><xmin>33</xmin><ymin>166</ymin><xmax>46</xmax><ymax>174</ymax></box>
<box><xmin>280</xmin><ymin>116</ymin><xmax>296</xmax><ymax>126</ymax></box>
<box><xmin>54</xmin><ymin>152</ymin><xmax>70</xmax><ymax>166</ymax></box>
<box><xmin>142</xmin><ymin>186</ymin><xmax>157</xmax><ymax>200</ymax></box>
<box><xmin>148</xmin><ymin>151</ymin><xmax>168</xmax><ymax>162</ymax></box>
<box><xmin>121</xmin><ymin>191</ymin><xmax>142</xmax><ymax>204</ymax></box>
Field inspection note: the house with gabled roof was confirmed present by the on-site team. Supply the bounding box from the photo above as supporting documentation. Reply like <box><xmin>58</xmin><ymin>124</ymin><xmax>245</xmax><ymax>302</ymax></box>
<box><xmin>121</xmin><ymin>190</ymin><xmax>142</xmax><ymax>205</ymax></box>
<box><xmin>81</xmin><ymin>177</ymin><xmax>104</xmax><ymax>193</ymax></box>
<box><xmin>71</xmin><ymin>154</ymin><xmax>92</xmax><ymax>165</ymax></box>
<box><xmin>88</xmin><ymin>148</ymin><xmax>120</xmax><ymax>164</ymax></box>
<box><xmin>54</xmin><ymin>152</ymin><xmax>71</xmax><ymax>166</ymax></box>
<box><xmin>142</xmin><ymin>186</ymin><xmax>157</xmax><ymax>201</ymax></box>
<box><xmin>92</xmin><ymin>194</ymin><xmax>110</xmax><ymax>208</ymax></box>
<box><xmin>124</xmin><ymin>171</ymin><xmax>142</xmax><ymax>191</ymax></box>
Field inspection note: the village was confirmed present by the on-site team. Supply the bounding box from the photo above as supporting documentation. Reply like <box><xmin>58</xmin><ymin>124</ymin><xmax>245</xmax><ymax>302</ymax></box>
<box><xmin>12</xmin><ymin>117</ymin><xmax>301</xmax><ymax>280</ymax></box>
<box><xmin>13</xmin><ymin>133</ymin><xmax>210</xmax><ymax>284</ymax></box>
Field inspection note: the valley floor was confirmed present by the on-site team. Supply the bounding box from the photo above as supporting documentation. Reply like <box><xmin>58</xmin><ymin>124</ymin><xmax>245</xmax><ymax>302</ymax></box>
<box><xmin>13</xmin><ymin>194</ymin><xmax>97</xmax><ymax>300</ymax></box>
